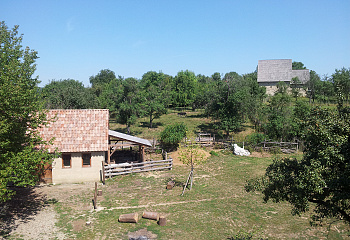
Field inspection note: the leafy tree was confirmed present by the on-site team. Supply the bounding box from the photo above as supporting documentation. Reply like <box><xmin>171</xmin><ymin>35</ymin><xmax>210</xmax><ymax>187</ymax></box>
<box><xmin>42</xmin><ymin>79</ymin><xmax>97</xmax><ymax>109</ymax></box>
<box><xmin>159</xmin><ymin>122</ymin><xmax>187</xmax><ymax>151</ymax></box>
<box><xmin>290</xmin><ymin>77</ymin><xmax>302</xmax><ymax>101</ymax></box>
<box><xmin>332</xmin><ymin>67</ymin><xmax>350</xmax><ymax>104</ymax></box>
<box><xmin>172</xmin><ymin>70</ymin><xmax>197</xmax><ymax>108</ymax></box>
<box><xmin>98</xmin><ymin>77</ymin><xmax>123</xmax><ymax>117</ymax></box>
<box><xmin>0</xmin><ymin>22</ymin><xmax>53</xmax><ymax>201</ymax></box>
<box><xmin>292</xmin><ymin>61</ymin><xmax>306</xmax><ymax>70</ymax></box>
<box><xmin>264</xmin><ymin>82</ymin><xmax>293</xmax><ymax>140</ymax></box>
<box><xmin>89</xmin><ymin>69</ymin><xmax>118</xmax><ymax>97</ymax></box>
<box><xmin>179</xmin><ymin>138</ymin><xmax>205</xmax><ymax>196</ymax></box>
<box><xmin>140</xmin><ymin>71</ymin><xmax>170</xmax><ymax>128</ymax></box>
<box><xmin>118</xmin><ymin>77</ymin><xmax>141</xmax><ymax>134</ymax></box>
<box><xmin>246</xmin><ymin>106</ymin><xmax>350</xmax><ymax>225</ymax></box>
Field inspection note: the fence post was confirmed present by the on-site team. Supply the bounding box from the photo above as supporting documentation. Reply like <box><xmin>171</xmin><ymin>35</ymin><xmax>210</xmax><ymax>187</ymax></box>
<box><xmin>93</xmin><ymin>182</ymin><xmax>97</xmax><ymax>209</ymax></box>
<box><xmin>102</xmin><ymin>161</ymin><xmax>105</xmax><ymax>184</ymax></box>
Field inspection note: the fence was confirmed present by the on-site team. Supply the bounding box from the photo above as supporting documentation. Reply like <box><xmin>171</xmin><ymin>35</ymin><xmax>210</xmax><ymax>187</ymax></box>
<box><xmin>102</xmin><ymin>158</ymin><xmax>173</xmax><ymax>183</ymax></box>
<box><xmin>256</xmin><ymin>140</ymin><xmax>299</xmax><ymax>153</ymax></box>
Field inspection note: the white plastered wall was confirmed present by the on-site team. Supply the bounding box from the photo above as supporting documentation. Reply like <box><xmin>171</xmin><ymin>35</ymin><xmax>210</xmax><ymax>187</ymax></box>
<box><xmin>52</xmin><ymin>152</ymin><xmax>105</xmax><ymax>184</ymax></box>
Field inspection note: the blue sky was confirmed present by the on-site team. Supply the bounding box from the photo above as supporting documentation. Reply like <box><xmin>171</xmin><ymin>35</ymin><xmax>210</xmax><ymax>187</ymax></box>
<box><xmin>1</xmin><ymin>0</ymin><xmax>349</xmax><ymax>87</ymax></box>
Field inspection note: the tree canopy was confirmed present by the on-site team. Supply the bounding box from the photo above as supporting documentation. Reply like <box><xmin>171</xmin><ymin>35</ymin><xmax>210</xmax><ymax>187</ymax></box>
<box><xmin>0</xmin><ymin>22</ymin><xmax>53</xmax><ymax>201</ymax></box>
<box><xmin>246</xmin><ymin>106</ymin><xmax>350</xmax><ymax>225</ymax></box>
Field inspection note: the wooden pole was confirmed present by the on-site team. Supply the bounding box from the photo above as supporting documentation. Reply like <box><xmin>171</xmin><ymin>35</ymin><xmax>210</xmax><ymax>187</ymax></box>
<box><xmin>102</xmin><ymin>161</ymin><xmax>105</xmax><ymax>184</ymax></box>
<box><xmin>93</xmin><ymin>182</ymin><xmax>97</xmax><ymax>209</ymax></box>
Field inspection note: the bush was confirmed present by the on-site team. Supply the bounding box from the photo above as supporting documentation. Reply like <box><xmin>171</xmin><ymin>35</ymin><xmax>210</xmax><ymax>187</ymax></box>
<box><xmin>160</xmin><ymin>123</ymin><xmax>187</xmax><ymax>151</ymax></box>
<box><xmin>245</xmin><ymin>132</ymin><xmax>268</xmax><ymax>145</ymax></box>
<box><xmin>209</xmin><ymin>150</ymin><xmax>219</xmax><ymax>156</ymax></box>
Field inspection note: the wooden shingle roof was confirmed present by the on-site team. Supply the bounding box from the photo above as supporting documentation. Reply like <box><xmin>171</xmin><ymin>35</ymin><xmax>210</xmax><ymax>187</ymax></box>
<box><xmin>40</xmin><ymin>109</ymin><xmax>109</xmax><ymax>153</ymax></box>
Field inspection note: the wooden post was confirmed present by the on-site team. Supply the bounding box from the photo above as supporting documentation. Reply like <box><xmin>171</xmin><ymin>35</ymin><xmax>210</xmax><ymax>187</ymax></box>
<box><xmin>141</xmin><ymin>146</ymin><xmax>145</xmax><ymax>162</ymax></box>
<box><xmin>101</xmin><ymin>161</ymin><xmax>105</xmax><ymax>184</ymax></box>
<box><xmin>93</xmin><ymin>182</ymin><xmax>97</xmax><ymax>209</ymax></box>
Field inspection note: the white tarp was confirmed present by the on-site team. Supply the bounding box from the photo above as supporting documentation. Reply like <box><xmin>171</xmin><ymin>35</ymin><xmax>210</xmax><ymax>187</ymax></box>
<box><xmin>233</xmin><ymin>144</ymin><xmax>250</xmax><ymax>156</ymax></box>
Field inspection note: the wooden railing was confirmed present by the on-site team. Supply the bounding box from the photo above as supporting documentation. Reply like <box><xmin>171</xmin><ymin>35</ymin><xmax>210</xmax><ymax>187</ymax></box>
<box><xmin>102</xmin><ymin>158</ymin><xmax>173</xmax><ymax>183</ymax></box>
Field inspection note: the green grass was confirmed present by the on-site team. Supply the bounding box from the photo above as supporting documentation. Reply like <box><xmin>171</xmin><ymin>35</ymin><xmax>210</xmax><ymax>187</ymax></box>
<box><xmin>52</xmin><ymin>153</ymin><xmax>349</xmax><ymax>239</ymax></box>
<box><xmin>51</xmin><ymin>109</ymin><xmax>350</xmax><ymax>239</ymax></box>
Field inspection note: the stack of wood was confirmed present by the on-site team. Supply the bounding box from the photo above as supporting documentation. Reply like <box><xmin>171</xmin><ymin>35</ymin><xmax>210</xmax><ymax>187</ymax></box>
<box><xmin>119</xmin><ymin>212</ymin><xmax>166</xmax><ymax>226</ymax></box>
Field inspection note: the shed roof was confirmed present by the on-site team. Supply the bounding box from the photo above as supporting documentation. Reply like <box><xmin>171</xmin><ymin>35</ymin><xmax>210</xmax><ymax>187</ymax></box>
<box><xmin>109</xmin><ymin>130</ymin><xmax>152</xmax><ymax>147</ymax></box>
<box><xmin>39</xmin><ymin>109</ymin><xmax>109</xmax><ymax>153</ymax></box>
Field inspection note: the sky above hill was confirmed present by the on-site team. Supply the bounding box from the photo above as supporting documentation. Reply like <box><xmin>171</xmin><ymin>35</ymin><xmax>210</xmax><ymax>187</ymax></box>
<box><xmin>1</xmin><ymin>0</ymin><xmax>349</xmax><ymax>87</ymax></box>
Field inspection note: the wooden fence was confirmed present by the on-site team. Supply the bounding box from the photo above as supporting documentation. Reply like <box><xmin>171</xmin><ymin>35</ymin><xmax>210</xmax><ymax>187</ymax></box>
<box><xmin>102</xmin><ymin>158</ymin><xmax>173</xmax><ymax>183</ymax></box>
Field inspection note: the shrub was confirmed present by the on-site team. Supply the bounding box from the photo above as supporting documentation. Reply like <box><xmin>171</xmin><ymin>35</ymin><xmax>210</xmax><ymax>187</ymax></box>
<box><xmin>209</xmin><ymin>150</ymin><xmax>219</xmax><ymax>156</ymax></box>
<box><xmin>245</xmin><ymin>132</ymin><xmax>268</xmax><ymax>145</ymax></box>
<box><xmin>160</xmin><ymin>122</ymin><xmax>187</xmax><ymax>151</ymax></box>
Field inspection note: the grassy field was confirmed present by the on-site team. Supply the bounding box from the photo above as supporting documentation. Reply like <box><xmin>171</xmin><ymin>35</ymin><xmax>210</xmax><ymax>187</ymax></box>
<box><xmin>49</xmin><ymin>151</ymin><xmax>349</xmax><ymax>239</ymax></box>
<box><xmin>45</xmin><ymin>108</ymin><xmax>349</xmax><ymax>239</ymax></box>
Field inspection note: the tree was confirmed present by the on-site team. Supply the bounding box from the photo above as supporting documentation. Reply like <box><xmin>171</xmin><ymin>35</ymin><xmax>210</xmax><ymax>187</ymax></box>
<box><xmin>179</xmin><ymin>138</ymin><xmax>205</xmax><ymax>196</ymax></box>
<box><xmin>0</xmin><ymin>22</ymin><xmax>53</xmax><ymax>201</ymax></box>
<box><xmin>172</xmin><ymin>70</ymin><xmax>197</xmax><ymax>108</ymax></box>
<box><xmin>246</xmin><ymin>106</ymin><xmax>350</xmax><ymax>225</ymax></box>
<box><xmin>118</xmin><ymin>77</ymin><xmax>141</xmax><ymax>134</ymax></box>
<box><xmin>140</xmin><ymin>71</ymin><xmax>169</xmax><ymax>128</ymax></box>
<box><xmin>42</xmin><ymin>79</ymin><xmax>97</xmax><ymax>109</ymax></box>
<box><xmin>292</xmin><ymin>61</ymin><xmax>306</xmax><ymax>70</ymax></box>
<box><xmin>332</xmin><ymin>67</ymin><xmax>350</xmax><ymax>104</ymax></box>
<box><xmin>290</xmin><ymin>77</ymin><xmax>301</xmax><ymax>101</ymax></box>
<box><xmin>159</xmin><ymin>122</ymin><xmax>187</xmax><ymax>151</ymax></box>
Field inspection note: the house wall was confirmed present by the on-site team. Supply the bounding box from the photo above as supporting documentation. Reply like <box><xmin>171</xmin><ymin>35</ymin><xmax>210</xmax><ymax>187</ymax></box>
<box><xmin>52</xmin><ymin>152</ymin><xmax>105</xmax><ymax>184</ymax></box>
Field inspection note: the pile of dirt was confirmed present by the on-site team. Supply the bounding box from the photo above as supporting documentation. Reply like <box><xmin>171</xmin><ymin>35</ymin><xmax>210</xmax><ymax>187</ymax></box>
<box><xmin>167</xmin><ymin>149</ymin><xmax>211</xmax><ymax>165</ymax></box>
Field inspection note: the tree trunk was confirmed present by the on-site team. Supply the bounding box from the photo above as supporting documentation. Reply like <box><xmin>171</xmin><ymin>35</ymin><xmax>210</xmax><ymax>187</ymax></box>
<box><xmin>119</xmin><ymin>213</ymin><xmax>138</xmax><ymax>223</ymax></box>
<box><xmin>149</xmin><ymin>113</ymin><xmax>153</xmax><ymax>128</ymax></box>
<box><xmin>158</xmin><ymin>216</ymin><xmax>166</xmax><ymax>226</ymax></box>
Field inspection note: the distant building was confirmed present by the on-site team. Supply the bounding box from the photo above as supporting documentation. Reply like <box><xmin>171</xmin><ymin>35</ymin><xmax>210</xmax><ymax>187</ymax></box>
<box><xmin>257</xmin><ymin>59</ymin><xmax>310</xmax><ymax>95</ymax></box>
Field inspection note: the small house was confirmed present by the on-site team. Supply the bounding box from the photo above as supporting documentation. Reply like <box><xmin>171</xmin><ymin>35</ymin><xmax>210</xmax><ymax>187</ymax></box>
<box><xmin>39</xmin><ymin>109</ymin><xmax>151</xmax><ymax>184</ymax></box>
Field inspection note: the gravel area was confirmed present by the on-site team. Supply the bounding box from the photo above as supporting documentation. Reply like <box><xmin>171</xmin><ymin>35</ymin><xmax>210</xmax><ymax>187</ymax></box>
<box><xmin>10</xmin><ymin>205</ymin><xmax>65</xmax><ymax>240</ymax></box>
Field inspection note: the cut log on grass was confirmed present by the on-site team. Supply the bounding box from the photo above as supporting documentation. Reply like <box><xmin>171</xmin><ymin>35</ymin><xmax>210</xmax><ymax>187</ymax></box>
<box><xmin>158</xmin><ymin>216</ymin><xmax>166</xmax><ymax>226</ymax></box>
<box><xmin>118</xmin><ymin>213</ymin><xmax>138</xmax><ymax>223</ymax></box>
<box><xmin>166</xmin><ymin>181</ymin><xmax>175</xmax><ymax>190</ymax></box>
<box><xmin>142</xmin><ymin>211</ymin><xmax>159</xmax><ymax>221</ymax></box>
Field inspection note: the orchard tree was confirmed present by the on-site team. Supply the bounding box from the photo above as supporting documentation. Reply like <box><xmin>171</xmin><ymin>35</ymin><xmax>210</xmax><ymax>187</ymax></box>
<box><xmin>172</xmin><ymin>70</ymin><xmax>197</xmax><ymax>108</ymax></box>
<box><xmin>0</xmin><ymin>22</ymin><xmax>53</xmax><ymax>201</ymax></box>
<box><xmin>42</xmin><ymin>79</ymin><xmax>97</xmax><ymax>109</ymax></box>
<box><xmin>246</xmin><ymin>106</ymin><xmax>350</xmax><ymax>225</ymax></box>
<box><xmin>118</xmin><ymin>77</ymin><xmax>141</xmax><ymax>134</ymax></box>
<box><xmin>332</xmin><ymin>67</ymin><xmax>350</xmax><ymax>104</ymax></box>
<box><xmin>140</xmin><ymin>71</ymin><xmax>169</xmax><ymax>128</ymax></box>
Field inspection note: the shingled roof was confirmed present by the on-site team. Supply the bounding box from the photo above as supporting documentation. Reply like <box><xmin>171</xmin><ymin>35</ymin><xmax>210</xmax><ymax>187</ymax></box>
<box><xmin>40</xmin><ymin>109</ymin><xmax>109</xmax><ymax>153</ymax></box>
<box><xmin>257</xmin><ymin>59</ymin><xmax>310</xmax><ymax>84</ymax></box>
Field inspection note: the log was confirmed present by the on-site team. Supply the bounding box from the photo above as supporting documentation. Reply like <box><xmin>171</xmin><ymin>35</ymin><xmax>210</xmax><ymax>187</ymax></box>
<box><xmin>142</xmin><ymin>211</ymin><xmax>159</xmax><ymax>221</ymax></box>
<box><xmin>158</xmin><ymin>216</ymin><xmax>166</xmax><ymax>226</ymax></box>
<box><xmin>166</xmin><ymin>181</ymin><xmax>175</xmax><ymax>190</ymax></box>
<box><xmin>118</xmin><ymin>213</ymin><xmax>138</xmax><ymax>223</ymax></box>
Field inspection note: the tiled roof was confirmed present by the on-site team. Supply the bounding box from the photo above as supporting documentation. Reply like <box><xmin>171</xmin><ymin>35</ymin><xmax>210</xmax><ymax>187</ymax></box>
<box><xmin>39</xmin><ymin>109</ymin><xmax>109</xmax><ymax>153</ymax></box>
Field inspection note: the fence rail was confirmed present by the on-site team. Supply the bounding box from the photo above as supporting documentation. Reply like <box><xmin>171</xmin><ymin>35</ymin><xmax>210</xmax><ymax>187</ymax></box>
<box><xmin>102</xmin><ymin>158</ymin><xmax>173</xmax><ymax>183</ymax></box>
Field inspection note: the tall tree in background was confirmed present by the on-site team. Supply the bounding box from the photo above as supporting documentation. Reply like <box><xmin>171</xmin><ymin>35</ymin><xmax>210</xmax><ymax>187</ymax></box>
<box><xmin>292</xmin><ymin>61</ymin><xmax>306</xmax><ymax>70</ymax></box>
<box><xmin>172</xmin><ymin>70</ymin><xmax>197</xmax><ymax>108</ymax></box>
<box><xmin>140</xmin><ymin>71</ymin><xmax>169</xmax><ymax>128</ymax></box>
<box><xmin>0</xmin><ymin>22</ymin><xmax>53</xmax><ymax>201</ymax></box>
<box><xmin>332</xmin><ymin>67</ymin><xmax>350</xmax><ymax>104</ymax></box>
<box><xmin>42</xmin><ymin>79</ymin><xmax>97</xmax><ymax>109</ymax></box>
<box><xmin>118</xmin><ymin>77</ymin><xmax>141</xmax><ymax>134</ymax></box>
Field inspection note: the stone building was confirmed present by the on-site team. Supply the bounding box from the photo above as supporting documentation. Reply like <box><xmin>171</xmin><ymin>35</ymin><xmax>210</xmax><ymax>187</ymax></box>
<box><xmin>257</xmin><ymin>59</ymin><xmax>310</xmax><ymax>95</ymax></box>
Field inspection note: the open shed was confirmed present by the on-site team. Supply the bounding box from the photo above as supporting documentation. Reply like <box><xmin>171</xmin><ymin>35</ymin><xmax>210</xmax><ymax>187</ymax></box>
<box><xmin>108</xmin><ymin>130</ymin><xmax>152</xmax><ymax>164</ymax></box>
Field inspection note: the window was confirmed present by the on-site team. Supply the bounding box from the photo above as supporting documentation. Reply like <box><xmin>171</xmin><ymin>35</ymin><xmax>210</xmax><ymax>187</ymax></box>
<box><xmin>62</xmin><ymin>154</ymin><xmax>71</xmax><ymax>168</ymax></box>
<box><xmin>82</xmin><ymin>153</ymin><xmax>91</xmax><ymax>167</ymax></box>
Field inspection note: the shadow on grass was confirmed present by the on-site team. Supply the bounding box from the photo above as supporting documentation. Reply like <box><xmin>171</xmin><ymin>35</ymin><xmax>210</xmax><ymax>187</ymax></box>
<box><xmin>0</xmin><ymin>186</ymin><xmax>53</xmax><ymax>238</ymax></box>
<box><xmin>139</xmin><ymin>122</ymin><xmax>163</xmax><ymax>129</ymax></box>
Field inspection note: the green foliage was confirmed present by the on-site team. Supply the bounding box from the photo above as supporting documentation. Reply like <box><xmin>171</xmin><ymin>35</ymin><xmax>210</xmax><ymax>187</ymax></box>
<box><xmin>41</xmin><ymin>79</ymin><xmax>97</xmax><ymax>109</ymax></box>
<box><xmin>209</xmin><ymin>150</ymin><xmax>219</xmax><ymax>156</ymax></box>
<box><xmin>0</xmin><ymin>22</ymin><xmax>53</xmax><ymax>201</ymax></box>
<box><xmin>159</xmin><ymin>123</ymin><xmax>187</xmax><ymax>151</ymax></box>
<box><xmin>246</xmin><ymin>106</ymin><xmax>350</xmax><ymax>225</ymax></box>
<box><xmin>292</xmin><ymin>61</ymin><xmax>306</xmax><ymax>70</ymax></box>
<box><xmin>245</xmin><ymin>133</ymin><xmax>268</xmax><ymax>145</ymax></box>
<box><xmin>140</xmin><ymin>71</ymin><xmax>170</xmax><ymax>128</ymax></box>
<box><xmin>172</xmin><ymin>70</ymin><xmax>197</xmax><ymax>107</ymax></box>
